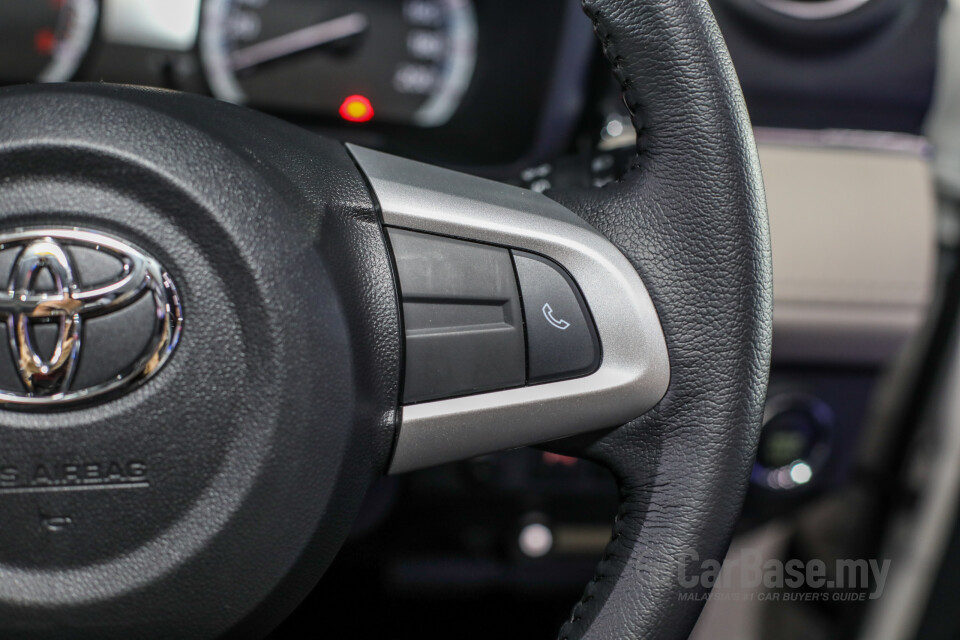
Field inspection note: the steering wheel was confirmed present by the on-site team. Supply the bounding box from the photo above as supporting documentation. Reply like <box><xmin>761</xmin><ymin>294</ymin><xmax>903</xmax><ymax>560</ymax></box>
<box><xmin>0</xmin><ymin>0</ymin><xmax>771</xmax><ymax>638</ymax></box>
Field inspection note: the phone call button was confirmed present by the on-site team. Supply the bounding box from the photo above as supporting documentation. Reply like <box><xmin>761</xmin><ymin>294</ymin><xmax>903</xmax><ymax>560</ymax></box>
<box><xmin>513</xmin><ymin>251</ymin><xmax>600</xmax><ymax>384</ymax></box>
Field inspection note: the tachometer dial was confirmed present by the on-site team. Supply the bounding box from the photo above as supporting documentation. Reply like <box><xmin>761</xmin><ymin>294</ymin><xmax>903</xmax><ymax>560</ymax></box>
<box><xmin>201</xmin><ymin>0</ymin><xmax>477</xmax><ymax>127</ymax></box>
<box><xmin>0</xmin><ymin>0</ymin><xmax>99</xmax><ymax>84</ymax></box>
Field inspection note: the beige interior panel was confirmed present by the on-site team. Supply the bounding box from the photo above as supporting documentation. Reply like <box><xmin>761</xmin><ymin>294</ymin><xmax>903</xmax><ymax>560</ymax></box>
<box><xmin>758</xmin><ymin>132</ymin><xmax>937</xmax><ymax>364</ymax></box>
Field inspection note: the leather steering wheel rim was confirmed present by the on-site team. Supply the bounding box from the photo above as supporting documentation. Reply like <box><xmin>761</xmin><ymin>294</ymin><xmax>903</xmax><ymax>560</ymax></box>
<box><xmin>545</xmin><ymin>0</ymin><xmax>772</xmax><ymax>637</ymax></box>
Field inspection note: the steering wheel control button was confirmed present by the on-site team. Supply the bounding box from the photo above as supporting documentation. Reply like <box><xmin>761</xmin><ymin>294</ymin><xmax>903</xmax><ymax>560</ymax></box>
<box><xmin>0</xmin><ymin>228</ymin><xmax>182</xmax><ymax>408</ymax></box>
<box><xmin>388</xmin><ymin>228</ymin><xmax>525</xmax><ymax>403</ymax></box>
<box><xmin>513</xmin><ymin>251</ymin><xmax>599</xmax><ymax>384</ymax></box>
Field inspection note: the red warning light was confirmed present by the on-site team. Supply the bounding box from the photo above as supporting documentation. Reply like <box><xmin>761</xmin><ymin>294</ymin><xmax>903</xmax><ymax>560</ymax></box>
<box><xmin>34</xmin><ymin>28</ymin><xmax>56</xmax><ymax>56</ymax></box>
<box><xmin>542</xmin><ymin>452</ymin><xmax>578</xmax><ymax>467</ymax></box>
<box><xmin>339</xmin><ymin>95</ymin><xmax>374</xmax><ymax>123</ymax></box>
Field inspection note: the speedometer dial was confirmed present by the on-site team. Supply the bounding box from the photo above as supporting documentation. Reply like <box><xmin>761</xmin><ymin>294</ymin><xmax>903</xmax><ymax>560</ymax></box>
<box><xmin>0</xmin><ymin>0</ymin><xmax>98</xmax><ymax>84</ymax></box>
<box><xmin>200</xmin><ymin>0</ymin><xmax>477</xmax><ymax>127</ymax></box>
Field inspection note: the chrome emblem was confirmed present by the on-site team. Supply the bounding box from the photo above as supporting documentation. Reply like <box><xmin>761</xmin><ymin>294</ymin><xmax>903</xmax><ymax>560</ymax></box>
<box><xmin>0</xmin><ymin>229</ymin><xmax>182</xmax><ymax>407</ymax></box>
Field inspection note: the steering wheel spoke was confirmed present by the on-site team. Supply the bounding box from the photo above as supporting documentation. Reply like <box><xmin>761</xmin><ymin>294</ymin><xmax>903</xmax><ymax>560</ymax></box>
<box><xmin>349</xmin><ymin>144</ymin><xmax>669</xmax><ymax>473</ymax></box>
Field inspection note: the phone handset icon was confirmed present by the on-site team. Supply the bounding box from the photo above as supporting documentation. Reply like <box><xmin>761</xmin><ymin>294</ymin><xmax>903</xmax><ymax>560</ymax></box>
<box><xmin>542</xmin><ymin>303</ymin><xmax>571</xmax><ymax>331</ymax></box>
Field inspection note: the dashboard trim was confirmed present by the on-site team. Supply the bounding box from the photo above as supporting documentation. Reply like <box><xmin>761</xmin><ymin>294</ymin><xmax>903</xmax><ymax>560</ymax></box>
<box><xmin>753</xmin><ymin>0</ymin><xmax>876</xmax><ymax>20</ymax></box>
<box><xmin>756</xmin><ymin>128</ymin><xmax>936</xmax><ymax>365</ymax></box>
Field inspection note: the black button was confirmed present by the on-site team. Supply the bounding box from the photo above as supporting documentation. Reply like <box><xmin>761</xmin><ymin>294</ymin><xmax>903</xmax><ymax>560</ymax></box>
<box><xmin>389</xmin><ymin>229</ymin><xmax>526</xmax><ymax>403</ymax></box>
<box><xmin>513</xmin><ymin>251</ymin><xmax>600</xmax><ymax>383</ymax></box>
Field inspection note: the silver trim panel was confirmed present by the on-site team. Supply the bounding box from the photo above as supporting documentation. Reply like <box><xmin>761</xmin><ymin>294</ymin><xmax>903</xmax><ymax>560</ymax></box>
<box><xmin>347</xmin><ymin>144</ymin><xmax>669</xmax><ymax>474</ymax></box>
<box><xmin>753</xmin><ymin>0</ymin><xmax>875</xmax><ymax>20</ymax></box>
<box><xmin>101</xmin><ymin>0</ymin><xmax>201</xmax><ymax>51</ymax></box>
<box><xmin>753</xmin><ymin>127</ymin><xmax>932</xmax><ymax>157</ymax></box>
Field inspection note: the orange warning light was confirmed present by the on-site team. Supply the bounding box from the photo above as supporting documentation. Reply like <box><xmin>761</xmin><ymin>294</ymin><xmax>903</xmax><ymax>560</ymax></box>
<box><xmin>339</xmin><ymin>95</ymin><xmax>374</xmax><ymax>123</ymax></box>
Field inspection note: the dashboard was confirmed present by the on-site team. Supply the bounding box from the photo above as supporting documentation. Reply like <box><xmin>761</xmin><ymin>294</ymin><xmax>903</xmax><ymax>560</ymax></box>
<box><xmin>0</xmin><ymin>0</ymin><xmax>943</xmax><ymax>169</ymax></box>
<box><xmin>0</xmin><ymin>0</ymin><xmax>591</xmax><ymax>169</ymax></box>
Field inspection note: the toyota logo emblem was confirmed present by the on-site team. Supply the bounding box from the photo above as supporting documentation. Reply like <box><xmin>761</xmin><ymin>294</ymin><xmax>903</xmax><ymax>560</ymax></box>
<box><xmin>0</xmin><ymin>229</ymin><xmax>182</xmax><ymax>407</ymax></box>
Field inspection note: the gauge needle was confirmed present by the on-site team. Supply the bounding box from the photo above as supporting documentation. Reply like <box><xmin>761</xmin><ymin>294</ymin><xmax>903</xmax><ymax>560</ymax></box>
<box><xmin>230</xmin><ymin>12</ymin><xmax>369</xmax><ymax>72</ymax></box>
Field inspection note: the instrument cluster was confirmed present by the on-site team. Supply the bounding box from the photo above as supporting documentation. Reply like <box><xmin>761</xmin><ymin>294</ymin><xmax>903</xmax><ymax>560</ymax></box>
<box><xmin>0</xmin><ymin>0</ymin><xmax>590</xmax><ymax>167</ymax></box>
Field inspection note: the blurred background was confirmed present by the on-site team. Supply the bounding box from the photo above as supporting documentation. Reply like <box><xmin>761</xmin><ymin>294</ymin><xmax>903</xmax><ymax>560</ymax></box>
<box><xmin>2</xmin><ymin>0</ymin><xmax>959</xmax><ymax>638</ymax></box>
